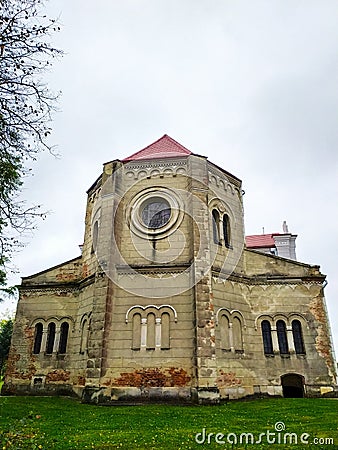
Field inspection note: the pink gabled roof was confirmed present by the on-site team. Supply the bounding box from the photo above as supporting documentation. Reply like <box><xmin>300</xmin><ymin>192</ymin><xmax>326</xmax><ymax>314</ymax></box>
<box><xmin>245</xmin><ymin>234</ymin><xmax>276</xmax><ymax>249</ymax></box>
<box><xmin>122</xmin><ymin>134</ymin><xmax>192</xmax><ymax>162</ymax></box>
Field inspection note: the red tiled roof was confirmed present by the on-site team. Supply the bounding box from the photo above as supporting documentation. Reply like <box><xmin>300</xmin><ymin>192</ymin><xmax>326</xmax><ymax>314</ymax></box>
<box><xmin>122</xmin><ymin>134</ymin><xmax>192</xmax><ymax>162</ymax></box>
<box><xmin>245</xmin><ymin>234</ymin><xmax>277</xmax><ymax>249</ymax></box>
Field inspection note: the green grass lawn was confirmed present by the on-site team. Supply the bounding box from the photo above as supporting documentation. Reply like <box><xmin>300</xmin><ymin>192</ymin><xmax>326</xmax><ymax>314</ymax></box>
<box><xmin>0</xmin><ymin>396</ymin><xmax>337</xmax><ymax>449</ymax></box>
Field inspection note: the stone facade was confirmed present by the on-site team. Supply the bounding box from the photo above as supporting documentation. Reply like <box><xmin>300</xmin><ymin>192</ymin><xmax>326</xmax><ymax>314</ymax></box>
<box><xmin>3</xmin><ymin>135</ymin><xmax>337</xmax><ymax>404</ymax></box>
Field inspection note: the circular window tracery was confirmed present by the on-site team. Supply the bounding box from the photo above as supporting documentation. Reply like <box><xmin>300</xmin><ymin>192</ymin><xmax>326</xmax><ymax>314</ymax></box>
<box><xmin>141</xmin><ymin>198</ymin><xmax>171</xmax><ymax>229</ymax></box>
<box><xmin>127</xmin><ymin>188</ymin><xmax>183</xmax><ymax>239</ymax></box>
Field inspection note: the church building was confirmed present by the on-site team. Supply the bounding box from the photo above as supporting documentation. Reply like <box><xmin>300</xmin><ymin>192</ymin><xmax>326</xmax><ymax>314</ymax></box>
<box><xmin>3</xmin><ymin>135</ymin><xmax>337</xmax><ymax>403</ymax></box>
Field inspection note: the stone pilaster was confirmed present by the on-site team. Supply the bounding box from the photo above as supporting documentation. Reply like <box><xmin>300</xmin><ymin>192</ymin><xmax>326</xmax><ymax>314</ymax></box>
<box><xmin>189</xmin><ymin>155</ymin><xmax>219</xmax><ymax>403</ymax></box>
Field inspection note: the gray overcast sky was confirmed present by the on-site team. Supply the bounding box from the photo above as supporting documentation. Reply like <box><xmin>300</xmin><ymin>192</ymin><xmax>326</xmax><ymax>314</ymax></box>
<box><xmin>2</xmin><ymin>1</ymin><xmax>338</xmax><ymax>354</ymax></box>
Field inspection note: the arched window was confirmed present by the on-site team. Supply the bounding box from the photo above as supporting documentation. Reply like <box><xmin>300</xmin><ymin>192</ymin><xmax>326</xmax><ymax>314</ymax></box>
<box><xmin>132</xmin><ymin>313</ymin><xmax>141</xmax><ymax>350</ymax></box>
<box><xmin>261</xmin><ymin>320</ymin><xmax>273</xmax><ymax>355</ymax></box>
<box><xmin>58</xmin><ymin>322</ymin><xmax>69</xmax><ymax>354</ymax></box>
<box><xmin>127</xmin><ymin>305</ymin><xmax>177</xmax><ymax>352</ymax></box>
<box><xmin>146</xmin><ymin>313</ymin><xmax>156</xmax><ymax>350</ymax></box>
<box><xmin>46</xmin><ymin>322</ymin><xmax>56</xmax><ymax>354</ymax></box>
<box><xmin>232</xmin><ymin>317</ymin><xmax>243</xmax><ymax>352</ymax></box>
<box><xmin>292</xmin><ymin>320</ymin><xmax>305</xmax><ymax>354</ymax></box>
<box><xmin>220</xmin><ymin>314</ymin><xmax>230</xmax><ymax>350</ymax></box>
<box><xmin>212</xmin><ymin>209</ymin><xmax>220</xmax><ymax>244</ymax></box>
<box><xmin>277</xmin><ymin>320</ymin><xmax>289</xmax><ymax>355</ymax></box>
<box><xmin>223</xmin><ymin>214</ymin><xmax>231</xmax><ymax>248</ymax></box>
<box><xmin>161</xmin><ymin>312</ymin><xmax>170</xmax><ymax>349</ymax></box>
<box><xmin>33</xmin><ymin>323</ymin><xmax>43</xmax><ymax>355</ymax></box>
<box><xmin>80</xmin><ymin>319</ymin><xmax>88</xmax><ymax>354</ymax></box>
<box><xmin>91</xmin><ymin>220</ymin><xmax>99</xmax><ymax>253</ymax></box>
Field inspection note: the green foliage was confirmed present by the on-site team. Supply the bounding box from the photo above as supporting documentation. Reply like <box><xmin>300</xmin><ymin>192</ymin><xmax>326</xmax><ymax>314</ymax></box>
<box><xmin>0</xmin><ymin>318</ymin><xmax>13</xmax><ymax>374</ymax></box>
<box><xmin>0</xmin><ymin>0</ymin><xmax>62</xmax><ymax>288</ymax></box>
<box><xmin>0</xmin><ymin>397</ymin><xmax>337</xmax><ymax>449</ymax></box>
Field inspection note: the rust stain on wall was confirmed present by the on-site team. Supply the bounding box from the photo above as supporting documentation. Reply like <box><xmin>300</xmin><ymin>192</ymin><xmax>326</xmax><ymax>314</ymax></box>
<box><xmin>309</xmin><ymin>296</ymin><xmax>335</xmax><ymax>375</ymax></box>
<box><xmin>82</xmin><ymin>263</ymin><xmax>89</xmax><ymax>279</ymax></box>
<box><xmin>5</xmin><ymin>348</ymin><xmax>21</xmax><ymax>377</ymax></box>
<box><xmin>309</xmin><ymin>296</ymin><xmax>327</xmax><ymax>323</ymax></box>
<box><xmin>5</xmin><ymin>348</ymin><xmax>36</xmax><ymax>382</ymax></box>
<box><xmin>46</xmin><ymin>369</ymin><xmax>70</xmax><ymax>383</ymax></box>
<box><xmin>56</xmin><ymin>272</ymin><xmax>77</xmax><ymax>282</ymax></box>
<box><xmin>23</xmin><ymin>326</ymin><xmax>34</xmax><ymax>354</ymax></box>
<box><xmin>77</xmin><ymin>376</ymin><xmax>86</xmax><ymax>386</ymax></box>
<box><xmin>217</xmin><ymin>370</ymin><xmax>242</xmax><ymax>387</ymax></box>
<box><xmin>113</xmin><ymin>367</ymin><xmax>191</xmax><ymax>388</ymax></box>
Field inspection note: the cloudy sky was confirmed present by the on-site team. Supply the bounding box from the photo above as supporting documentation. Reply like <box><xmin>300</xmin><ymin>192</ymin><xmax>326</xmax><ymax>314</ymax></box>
<box><xmin>2</xmin><ymin>1</ymin><xmax>338</xmax><ymax>354</ymax></box>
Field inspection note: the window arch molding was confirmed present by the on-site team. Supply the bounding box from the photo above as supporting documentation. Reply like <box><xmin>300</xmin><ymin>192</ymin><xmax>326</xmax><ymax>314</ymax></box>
<box><xmin>80</xmin><ymin>312</ymin><xmax>92</xmax><ymax>329</ymax></box>
<box><xmin>208</xmin><ymin>198</ymin><xmax>234</xmax><ymax>249</ymax></box>
<box><xmin>256</xmin><ymin>313</ymin><xmax>308</xmax><ymax>329</ymax></box>
<box><xmin>30</xmin><ymin>317</ymin><xmax>47</xmax><ymax>328</ymax></box>
<box><xmin>125</xmin><ymin>304</ymin><xmax>178</xmax><ymax>323</ymax></box>
<box><xmin>45</xmin><ymin>316</ymin><xmax>59</xmax><ymax>327</ymax></box>
<box><xmin>30</xmin><ymin>316</ymin><xmax>74</xmax><ymax>355</ymax></box>
<box><xmin>256</xmin><ymin>313</ymin><xmax>308</xmax><ymax>357</ymax></box>
<box><xmin>254</xmin><ymin>314</ymin><xmax>274</xmax><ymax>331</ymax></box>
<box><xmin>288</xmin><ymin>313</ymin><xmax>308</xmax><ymax>329</ymax></box>
<box><xmin>273</xmin><ymin>313</ymin><xmax>289</xmax><ymax>326</ymax></box>
<box><xmin>215</xmin><ymin>308</ymin><xmax>245</xmax><ymax>353</ymax></box>
<box><xmin>216</xmin><ymin>308</ymin><xmax>246</xmax><ymax>328</ymax></box>
<box><xmin>126</xmin><ymin>304</ymin><xmax>178</xmax><ymax>351</ymax></box>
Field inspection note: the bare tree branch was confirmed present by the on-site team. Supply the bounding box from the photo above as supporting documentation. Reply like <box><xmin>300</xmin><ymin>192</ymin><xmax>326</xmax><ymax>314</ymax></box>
<box><xmin>0</xmin><ymin>0</ymin><xmax>63</xmax><ymax>288</ymax></box>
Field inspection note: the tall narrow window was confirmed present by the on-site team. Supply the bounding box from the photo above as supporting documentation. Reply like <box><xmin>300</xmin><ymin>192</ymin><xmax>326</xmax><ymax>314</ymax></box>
<box><xmin>261</xmin><ymin>320</ymin><xmax>273</xmax><ymax>355</ymax></box>
<box><xmin>33</xmin><ymin>323</ymin><xmax>43</xmax><ymax>355</ymax></box>
<box><xmin>223</xmin><ymin>214</ymin><xmax>231</xmax><ymax>247</ymax></box>
<box><xmin>277</xmin><ymin>320</ymin><xmax>289</xmax><ymax>354</ymax></box>
<box><xmin>132</xmin><ymin>314</ymin><xmax>141</xmax><ymax>350</ymax></box>
<box><xmin>59</xmin><ymin>322</ymin><xmax>69</xmax><ymax>354</ymax></box>
<box><xmin>292</xmin><ymin>320</ymin><xmax>305</xmax><ymax>354</ymax></box>
<box><xmin>46</xmin><ymin>322</ymin><xmax>56</xmax><ymax>354</ymax></box>
<box><xmin>80</xmin><ymin>319</ymin><xmax>88</xmax><ymax>354</ymax></box>
<box><xmin>220</xmin><ymin>314</ymin><xmax>230</xmax><ymax>350</ymax></box>
<box><xmin>91</xmin><ymin>221</ymin><xmax>99</xmax><ymax>253</ymax></box>
<box><xmin>212</xmin><ymin>209</ymin><xmax>220</xmax><ymax>244</ymax></box>
<box><xmin>146</xmin><ymin>313</ymin><xmax>156</xmax><ymax>349</ymax></box>
<box><xmin>232</xmin><ymin>317</ymin><xmax>243</xmax><ymax>352</ymax></box>
<box><xmin>161</xmin><ymin>313</ymin><xmax>170</xmax><ymax>349</ymax></box>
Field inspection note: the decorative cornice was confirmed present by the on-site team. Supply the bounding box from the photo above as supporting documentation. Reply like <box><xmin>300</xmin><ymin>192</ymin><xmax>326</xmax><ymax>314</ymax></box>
<box><xmin>124</xmin><ymin>159</ymin><xmax>187</xmax><ymax>170</ymax></box>
<box><xmin>211</xmin><ymin>268</ymin><xmax>324</xmax><ymax>286</ymax></box>
<box><xmin>20</xmin><ymin>286</ymin><xmax>79</xmax><ymax>295</ymax></box>
<box><xmin>116</xmin><ymin>263</ymin><xmax>191</xmax><ymax>276</ymax></box>
<box><xmin>124</xmin><ymin>159</ymin><xmax>188</xmax><ymax>181</ymax></box>
<box><xmin>207</xmin><ymin>161</ymin><xmax>242</xmax><ymax>189</ymax></box>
